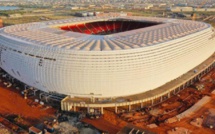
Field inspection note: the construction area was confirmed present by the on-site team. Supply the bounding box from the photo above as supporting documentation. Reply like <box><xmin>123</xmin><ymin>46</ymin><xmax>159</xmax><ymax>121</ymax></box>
<box><xmin>82</xmin><ymin>68</ymin><xmax>215</xmax><ymax>134</ymax></box>
<box><xmin>0</xmin><ymin>68</ymin><xmax>102</xmax><ymax>134</ymax></box>
<box><xmin>0</xmin><ymin>69</ymin><xmax>58</xmax><ymax>133</ymax></box>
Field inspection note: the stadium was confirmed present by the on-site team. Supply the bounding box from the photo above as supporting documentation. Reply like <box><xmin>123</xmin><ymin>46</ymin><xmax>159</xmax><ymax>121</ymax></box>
<box><xmin>0</xmin><ymin>16</ymin><xmax>215</xmax><ymax>113</ymax></box>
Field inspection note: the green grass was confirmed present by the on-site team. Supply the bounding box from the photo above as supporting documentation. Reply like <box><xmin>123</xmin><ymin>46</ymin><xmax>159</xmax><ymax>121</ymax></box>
<box><xmin>0</xmin><ymin>9</ymin><xmax>27</xmax><ymax>17</ymax></box>
<box><xmin>3</xmin><ymin>16</ymin><xmax>43</xmax><ymax>26</ymax></box>
<box><xmin>3</xmin><ymin>15</ymin><xmax>71</xmax><ymax>26</ymax></box>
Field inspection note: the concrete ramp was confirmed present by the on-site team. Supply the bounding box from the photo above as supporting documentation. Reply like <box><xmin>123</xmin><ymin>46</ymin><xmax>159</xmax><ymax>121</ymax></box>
<box><xmin>176</xmin><ymin>96</ymin><xmax>211</xmax><ymax>120</ymax></box>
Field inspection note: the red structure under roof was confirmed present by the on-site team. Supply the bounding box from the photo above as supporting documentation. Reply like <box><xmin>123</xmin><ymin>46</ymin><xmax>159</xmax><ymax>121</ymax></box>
<box><xmin>60</xmin><ymin>20</ymin><xmax>160</xmax><ymax>35</ymax></box>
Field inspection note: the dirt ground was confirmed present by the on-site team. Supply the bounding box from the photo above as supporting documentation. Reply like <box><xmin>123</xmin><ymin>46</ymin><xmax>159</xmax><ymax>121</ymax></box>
<box><xmin>83</xmin><ymin>69</ymin><xmax>215</xmax><ymax>134</ymax></box>
<box><xmin>0</xmin><ymin>82</ymin><xmax>56</xmax><ymax>130</ymax></box>
<box><xmin>150</xmin><ymin>93</ymin><xmax>215</xmax><ymax>134</ymax></box>
<box><xmin>82</xmin><ymin>118</ymin><xmax>122</xmax><ymax>134</ymax></box>
<box><xmin>82</xmin><ymin>110</ymin><xmax>128</xmax><ymax>134</ymax></box>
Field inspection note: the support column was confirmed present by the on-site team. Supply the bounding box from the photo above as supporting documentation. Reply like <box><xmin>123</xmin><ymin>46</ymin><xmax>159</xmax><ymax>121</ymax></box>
<box><xmin>151</xmin><ymin>99</ymin><xmax>154</xmax><ymax>105</ymax></box>
<box><xmin>65</xmin><ymin>102</ymin><xmax>69</xmax><ymax>111</ymax></box>
<box><xmin>61</xmin><ymin>101</ymin><xmax>65</xmax><ymax>111</ymax></box>
<box><xmin>65</xmin><ymin>102</ymin><xmax>68</xmax><ymax>111</ymax></box>
<box><xmin>39</xmin><ymin>93</ymin><xmax>43</xmax><ymax>99</ymax></box>
<box><xmin>140</xmin><ymin>102</ymin><xmax>143</xmax><ymax>108</ymax></box>
<box><xmin>160</xmin><ymin>96</ymin><xmax>163</xmax><ymax>102</ymax></box>
<box><xmin>45</xmin><ymin>96</ymin><xmax>48</xmax><ymax>102</ymax></box>
<box><xmin>33</xmin><ymin>90</ymin><xmax>37</xmax><ymax>96</ymax></box>
<box><xmin>74</xmin><ymin>104</ymin><xmax>76</xmax><ymax>112</ymax></box>
<box><xmin>168</xmin><ymin>92</ymin><xmax>171</xmax><ymax>98</ymax></box>
<box><xmin>115</xmin><ymin>104</ymin><xmax>118</xmax><ymax>113</ymax></box>
<box><xmin>68</xmin><ymin>103</ymin><xmax>72</xmax><ymax>111</ymax></box>
<box><xmin>87</xmin><ymin>106</ymin><xmax>90</xmax><ymax>113</ymax></box>
<box><xmin>186</xmin><ymin>82</ymin><xmax>189</xmax><ymax>87</ymax></box>
<box><xmin>101</xmin><ymin>107</ymin><xmax>103</xmax><ymax>114</ymax></box>
<box><xmin>128</xmin><ymin>104</ymin><xmax>131</xmax><ymax>112</ymax></box>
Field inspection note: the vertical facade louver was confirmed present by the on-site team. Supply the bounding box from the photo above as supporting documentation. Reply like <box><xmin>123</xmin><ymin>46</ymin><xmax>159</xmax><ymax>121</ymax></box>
<box><xmin>0</xmin><ymin>16</ymin><xmax>214</xmax><ymax>98</ymax></box>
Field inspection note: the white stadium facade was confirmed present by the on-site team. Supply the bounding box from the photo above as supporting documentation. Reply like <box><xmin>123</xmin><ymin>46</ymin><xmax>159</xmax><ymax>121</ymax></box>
<box><xmin>0</xmin><ymin>16</ymin><xmax>215</xmax><ymax>113</ymax></box>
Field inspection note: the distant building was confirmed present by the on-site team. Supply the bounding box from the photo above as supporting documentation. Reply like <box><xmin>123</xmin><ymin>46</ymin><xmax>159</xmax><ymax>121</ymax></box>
<box><xmin>88</xmin><ymin>4</ymin><xmax>96</xmax><ymax>8</ymax></box>
<box><xmin>171</xmin><ymin>7</ymin><xmax>215</xmax><ymax>12</ymax></box>
<box><xmin>95</xmin><ymin>12</ymin><xmax>128</xmax><ymax>17</ymax></box>
<box><xmin>87</xmin><ymin>12</ymin><xmax>94</xmax><ymax>16</ymax></box>
<box><xmin>75</xmin><ymin>12</ymin><xmax>88</xmax><ymax>17</ymax></box>
<box><xmin>145</xmin><ymin>4</ymin><xmax>154</xmax><ymax>10</ymax></box>
<box><xmin>133</xmin><ymin>4</ymin><xmax>154</xmax><ymax>10</ymax></box>
<box><xmin>159</xmin><ymin>3</ymin><xmax>167</xmax><ymax>7</ymax></box>
<box><xmin>196</xmin><ymin>8</ymin><xmax>215</xmax><ymax>12</ymax></box>
<box><xmin>32</xmin><ymin>9</ymin><xmax>49</xmax><ymax>13</ymax></box>
<box><xmin>101</xmin><ymin>4</ymin><xmax>113</xmax><ymax>9</ymax></box>
<box><xmin>65</xmin><ymin>6</ymin><xmax>79</xmax><ymax>10</ymax></box>
<box><xmin>171</xmin><ymin>6</ymin><xmax>193</xmax><ymax>12</ymax></box>
<box><xmin>176</xmin><ymin>3</ymin><xmax>188</xmax><ymax>7</ymax></box>
<box><xmin>75</xmin><ymin>11</ymin><xmax>102</xmax><ymax>17</ymax></box>
<box><xmin>9</xmin><ymin>14</ymin><xmax>22</xmax><ymax>18</ymax></box>
<box><xmin>0</xmin><ymin>18</ymin><xmax>3</xmax><ymax>28</ymax></box>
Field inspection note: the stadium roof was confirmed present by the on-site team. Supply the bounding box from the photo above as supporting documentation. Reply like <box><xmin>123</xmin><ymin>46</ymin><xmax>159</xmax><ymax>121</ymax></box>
<box><xmin>0</xmin><ymin>16</ymin><xmax>210</xmax><ymax>51</ymax></box>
